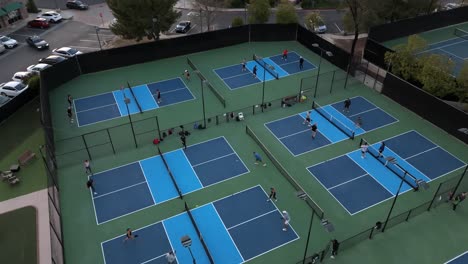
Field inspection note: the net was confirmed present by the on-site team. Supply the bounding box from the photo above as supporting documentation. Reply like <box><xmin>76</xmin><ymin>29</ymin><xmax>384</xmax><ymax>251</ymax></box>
<box><xmin>246</xmin><ymin>125</ymin><xmax>325</xmax><ymax>219</ymax></box>
<box><xmin>184</xmin><ymin>202</ymin><xmax>215</xmax><ymax>264</ymax></box>
<box><xmin>187</xmin><ymin>57</ymin><xmax>197</xmax><ymax>71</ymax></box>
<box><xmin>363</xmin><ymin>139</ymin><xmax>419</xmax><ymax>190</ymax></box>
<box><xmin>157</xmin><ymin>147</ymin><xmax>183</xmax><ymax>199</ymax></box>
<box><xmin>312</xmin><ymin>101</ymin><xmax>355</xmax><ymax>139</ymax></box>
<box><xmin>127</xmin><ymin>82</ymin><xmax>143</xmax><ymax>113</ymax></box>
<box><xmin>454</xmin><ymin>28</ymin><xmax>468</xmax><ymax>41</ymax></box>
<box><xmin>253</xmin><ymin>54</ymin><xmax>279</xmax><ymax>79</ymax></box>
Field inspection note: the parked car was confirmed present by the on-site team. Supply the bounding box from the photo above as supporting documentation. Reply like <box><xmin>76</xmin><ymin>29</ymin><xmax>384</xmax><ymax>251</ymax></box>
<box><xmin>27</xmin><ymin>18</ymin><xmax>50</xmax><ymax>29</ymax></box>
<box><xmin>0</xmin><ymin>94</ymin><xmax>11</xmax><ymax>107</ymax></box>
<box><xmin>37</xmin><ymin>11</ymin><xmax>62</xmax><ymax>23</ymax></box>
<box><xmin>314</xmin><ymin>20</ymin><xmax>327</xmax><ymax>34</ymax></box>
<box><xmin>39</xmin><ymin>55</ymin><xmax>67</xmax><ymax>65</ymax></box>
<box><xmin>0</xmin><ymin>35</ymin><xmax>18</xmax><ymax>48</ymax></box>
<box><xmin>444</xmin><ymin>3</ymin><xmax>460</xmax><ymax>10</ymax></box>
<box><xmin>52</xmin><ymin>47</ymin><xmax>82</xmax><ymax>57</ymax></box>
<box><xmin>27</xmin><ymin>63</ymin><xmax>51</xmax><ymax>74</ymax></box>
<box><xmin>26</xmin><ymin>35</ymin><xmax>49</xmax><ymax>50</ymax></box>
<box><xmin>175</xmin><ymin>21</ymin><xmax>191</xmax><ymax>33</ymax></box>
<box><xmin>0</xmin><ymin>44</ymin><xmax>5</xmax><ymax>54</ymax></box>
<box><xmin>0</xmin><ymin>81</ymin><xmax>28</xmax><ymax>97</ymax></box>
<box><xmin>66</xmin><ymin>0</ymin><xmax>89</xmax><ymax>10</ymax></box>
<box><xmin>12</xmin><ymin>72</ymin><xmax>33</xmax><ymax>83</ymax></box>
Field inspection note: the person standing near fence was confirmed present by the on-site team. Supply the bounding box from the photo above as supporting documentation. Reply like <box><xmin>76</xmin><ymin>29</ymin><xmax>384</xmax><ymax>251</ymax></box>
<box><xmin>282</xmin><ymin>210</ymin><xmax>290</xmax><ymax>231</ymax></box>
<box><xmin>67</xmin><ymin>106</ymin><xmax>74</xmax><ymax>123</ymax></box>
<box><xmin>452</xmin><ymin>192</ymin><xmax>467</xmax><ymax>211</ymax></box>
<box><xmin>267</xmin><ymin>187</ymin><xmax>277</xmax><ymax>202</ymax></box>
<box><xmin>330</xmin><ymin>239</ymin><xmax>340</xmax><ymax>259</ymax></box>
<box><xmin>84</xmin><ymin>160</ymin><xmax>92</xmax><ymax>174</ymax></box>
<box><xmin>343</xmin><ymin>98</ymin><xmax>351</xmax><ymax>113</ymax></box>
<box><xmin>241</xmin><ymin>58</ymin><xmax>246</xmax><ymax>72</ymax></box>
<box><xmin>183</xmin><ymin>70</ymin><xmax>190</xmax><ymax>81</ymax></box>
<box><xmin>67</xmin><ymin>94</ymin><xmax>72</xmax><ymax>106</ymax></box>
<box><xmin>299</xmin><ymin>56</ymin><xmax>304</xmax><ymax>70</ymax></box>
<box><xmin>360</xmin><ymin>142</ymin><xmax>369</xmax><ymax>158</ymax></box>
<box><xmin>86</xmin><ymin>179</ymin><xmax>97</xmax><ymax>195</ymax></box>
<box><xmin>311</xmin><ymin>123</ymin><xmax>318</xmax><ymax>139</ymax></box>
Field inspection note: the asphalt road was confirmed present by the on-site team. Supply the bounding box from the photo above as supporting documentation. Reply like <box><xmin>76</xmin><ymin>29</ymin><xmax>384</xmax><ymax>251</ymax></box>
<box><xmin>0</xmin><ymin>20</ymin><xmax>113</xmax><ymax>84</ymax></box>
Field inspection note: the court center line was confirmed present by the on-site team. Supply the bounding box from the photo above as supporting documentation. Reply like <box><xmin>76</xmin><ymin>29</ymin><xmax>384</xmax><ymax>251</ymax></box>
<box><xmin>227</xmin><ymin>209</ymin><xmax>278</xmax><ymax>231</ymax></box>
<box><xmin>404</xmin><ymin>146</ymin><xmax>439</xmax><ymax>160</ymax></box>
<box><xmin>278</xmin><ymin>128</ymin><xmax>310</xmax><ymax>140</ymax></box>
<box><xmin>93</xmin><ymin>181</ymin><xmax>147</xmax><ymax>199</ymax></box>
<box><xmin>223</xmin><ymin>71</ymin><xmax>255</xmax><ymax>81</ymax></box>
<box><xmin>328</xmin><ymin>173</ymin><xmax>369</xmax><ymax>190</ymax></box>
<box><xmin>76</xmin><ymin>102</ymin><xmax>117</xmax><ymax>113</ymax></box>
<box><xmin>192</xmin><ymin>153</ymin><xmax>236</xmax><ymax>167</ymax></box>
<box><xmin>140</xmin><ymin>253</ymin><xmax>167</xmax><ymax>264</ymax></box>
<box><xmin>348</xmin><ymin>107</ymin><xmax>378</xmax><ymax>118</ymax></box>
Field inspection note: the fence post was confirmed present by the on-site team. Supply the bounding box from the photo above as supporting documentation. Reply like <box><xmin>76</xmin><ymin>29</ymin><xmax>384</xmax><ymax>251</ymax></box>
<box><xmin>106</xmin><ymin>128</ymin><xmax>116</xmax><ymax>154</ymax></box>
<box><xmin>372</xmin><ymin>67</ymin><xmax>381</xmax><ymax>91</ymax></box>
<box><xmin>329</xmin><ymin>70</ymin><xmax>336</xmax><ymax>94</ymax></box>
<box><xmin>405</xmin><ymin>209</ymin><xmax>412</xmax><ymax>221</ymax></box>
<box><xmin>82</xmin><ymin>134</ymin><xmax>92</xmax><ymax>160</ymax></box>
<box><xmin>449</xmin><ymin>165</ymin><xmax>468</xmax><ymax>200</ymax></box>
<box><xmin>252</xmin><ymin>105</ymin><xmax>255</xmax><ymax>115</ymax></box>
<box><xmin>427</xmin><ymin>182</ymin><xmax>443</xmax><ymax>211</ymax></box>
<box><xmin>299</xmin><ymin>78</ymin><xmax>303</xmax><ymax>99</ymax></box>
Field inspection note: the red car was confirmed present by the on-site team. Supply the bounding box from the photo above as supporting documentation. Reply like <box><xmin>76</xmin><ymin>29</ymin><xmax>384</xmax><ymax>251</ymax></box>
<box><xmin>27</xmin><ymin>18</ymin><xmax>50</xmax><ymax>29</ymax></box>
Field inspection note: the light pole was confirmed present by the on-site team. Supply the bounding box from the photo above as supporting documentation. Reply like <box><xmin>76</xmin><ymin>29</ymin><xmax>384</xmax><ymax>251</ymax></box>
<box><xmin>95</xmin><ymin>27</ymin><xmax>102</xmax><ymax>51</ymax></box>
<box><xmin>201</xmin><ymin>80</ymin><xmax>207</xmax><ymax>128</ymax></box>
<box><xmin>121</xmin><ymin>86</ymin><xmax>138</xmax><ymax>148</ymax></box>
<box><xmin>302</xmin><ymin>210</ymin><xmax>315</xmax><ymax>264</ymax></box>
<box><xmin>261</xmin><ymin>64</ymin><xmax>266</xmax><ymax>112</ymax></box>
<box><xmin>181</xmin><ymin>235</ymin><xmax>196</xmax><ymax>264</ymax></box>
<box><xmin>152</xmin><ymin>16</ymin><xmax>159</xmax><ymax>41</ymax></box>
<box><xmin>312</xmin><ymin>43</ymin><xmax>333</xmax><ymax>98</ymax></box>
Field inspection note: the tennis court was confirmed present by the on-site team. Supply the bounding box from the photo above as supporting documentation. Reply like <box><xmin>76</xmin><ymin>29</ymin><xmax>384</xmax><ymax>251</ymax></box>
<box><xmin>445</xmin><ymin>251</ymin><xmax>468</xmax><ymax>264</ymax></box>
<box><xmin>307</xmin><ymin>130</ymin><xmax>466</xmax><ymax>214</ymax></box>
<box><xmin>418</xmin><ymin>28</ymin><xmax>468</xmax><ymax>75</ymax></box>
<box><xmin>265</xmin><ymin>96</ymin><xmax>398</xmax><ymax>156</ymax></box>
<box><xmin>213</xmin><ymin>51</ymin><xmax>316</xmax><ymax>90</ymax></box>
<box><xmin>73</xmin><ymin>77</ymin><xmax>194</xmax><ymax>126</ymax></box>
<box><xmin>89</xmin><ymin>137</ymin><xmax>249</xmax><ymax>224</ymax></box>
<box><xmin>101</xmin><ymin>186</ymin><xmax>298</xmax><ymax>264</ymax></box>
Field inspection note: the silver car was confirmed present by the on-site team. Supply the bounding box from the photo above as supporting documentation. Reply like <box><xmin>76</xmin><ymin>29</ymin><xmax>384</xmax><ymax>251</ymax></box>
<box><xmin>0</xmin><ymin>35</ymin><xmax>18</xmax><ymax>48</ymax></box>
<box><xmin>0</xmin><ymin>81</ymin><xmax>29</xmax><ymax>97</ymax></box>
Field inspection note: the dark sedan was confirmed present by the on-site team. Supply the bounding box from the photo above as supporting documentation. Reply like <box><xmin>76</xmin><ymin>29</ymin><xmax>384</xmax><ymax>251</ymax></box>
<box><xmin>66</xmin><ymin>0</ymin><xmax>89</xmax><ymax>10</ymax></box>
<box><xmin>38</xmin><ymin>55</ymin><xmax>67</xmax><ymax>65</ymax></box>
<box><xmin>27</xmin><ymin>18</ymin><xmax>50</xmax><ymax>29</ymax></box>
<box><xmin>26</xmin><ymin>36</ymin><xmax>49</xmax><ymax>50</ymax></box>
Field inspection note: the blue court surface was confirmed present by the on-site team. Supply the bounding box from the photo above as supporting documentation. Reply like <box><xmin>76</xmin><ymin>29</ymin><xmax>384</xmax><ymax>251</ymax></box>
<box><xmin>89</xmin><ymin>137</ymin><xmax>249</xmax><ymax>224</ymax></box>
<box><xmin>265</xmin><ymin>96</ymin><xmax>398</xmax><ymax>156</ymax></box>
<box><xmin>214</xmin><ymin>51</ymin><xmax>317</xmax><ymax>90</ymax></box>
<box><xmin>419</xmin><ymin>36</ymin><xmax>468</xmax><ymax>75</ymax></box>
<box><xmin>445</xmin><ymin>251</ymin><xmax>468</xmax><ymax>264</ymax></box>
<box><xmin>101</xmin><ymin>185</ymin><xmax>299</xmax><ymax>264</ymax></box>
<box><xmin>307</xmin><ymin>130</ymin><xmax>465</xmax><ymax>215</ymax></box>
<box><xmin>73</xmin><ymin>77</ymin><xmax>194</xmax><ymax>127</ymax></box>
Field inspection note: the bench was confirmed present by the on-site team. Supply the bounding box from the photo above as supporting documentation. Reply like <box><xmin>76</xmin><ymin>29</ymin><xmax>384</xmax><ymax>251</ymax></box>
<box><xmin>18</xmin><ymin>150</ymin><xmax>36</xmax><ymax>166</ymax></box>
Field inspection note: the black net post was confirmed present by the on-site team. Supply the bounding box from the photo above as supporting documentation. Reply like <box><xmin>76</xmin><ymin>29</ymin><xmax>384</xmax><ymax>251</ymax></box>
<box><xmin>106</xmin><ymin>129</ymin><xmax>116</xmax><ymax>154</ymax></box>
<box><xmin>427</xmin><ymin>182</ymin><xmax>444</xmax><ymax>211</ymax></box>
<box><xmin>329</xmin><ymin>70</ymin><xmax>336</xmax><ymax>94</ymax></box>
<box><xmin>382</xmin><ymin>176</ymin><xmax>405</xmax><ymax>232</ymax></box>
<box><xmin>405</xmin><ymin>209</ymin><xmax>412</xmax><ymax>221</ymax></box>
<box><xmin>81</xmin><ymin>134</ymin><xmax>92</xmax><ymax>160</ymax></box>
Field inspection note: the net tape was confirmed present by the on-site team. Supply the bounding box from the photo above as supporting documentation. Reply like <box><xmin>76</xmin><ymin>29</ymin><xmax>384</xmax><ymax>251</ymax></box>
<box><xmin>313</xmin><ymin>101</ymin><xmax>355</xmax><ymax>139</ymax></box>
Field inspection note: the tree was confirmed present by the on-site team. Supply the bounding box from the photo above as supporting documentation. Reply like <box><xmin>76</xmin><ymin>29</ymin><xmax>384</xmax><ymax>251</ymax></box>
<box><xmin>276</xmin><ymin>0</ymin><xmax>298</xmax><ymax>24</ymax></box>
<box><xmin>231</xmin><ymin>17</ymin><xmax>245</xmax><ymax>27</ymax></box>
<box><xmin>195</xmin><ymin>0</ymin><xmax>222</xmax><ymax>32</ymax></box>
<box><xmin>384</xmin><ymin>34</ymin><xmax>427</xmax><ymax>80</ymax></box>
<box><xmin>305</xmin><ymin>12</ymin><xmax>323</xmax><ymax>31</ymax></box>
<box><xmin>26</xmin><ymin>0</ymin><xmax>39</xmax><ymax>13</ymax></box>
<box><xmin>107</xmin><ymin>0</ymin><xmax>181</xmax><ymax>41</ymax></box>
<box><xmin>456</xmin><ymin>62</ymin><xmax>468</xmax><ymax>103</ymax></box>
<box><xmin>248</xmin><ymin>0</ymin><xmax>271</xmax><ymax>24</ymax></box>
<box><xmin>417</xmin><ymin>54</ymin><xmax>456</xmax><ymax>98</ymax></box>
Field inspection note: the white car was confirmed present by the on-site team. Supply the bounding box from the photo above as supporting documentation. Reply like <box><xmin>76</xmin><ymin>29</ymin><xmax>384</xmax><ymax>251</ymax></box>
<box><xmin>38</xmin><ymin>11</ymin><xmax>62</xmax><ymax>23</ymax></box>
<box><xmin>12</xmin><ymin>72</ymin><xmax>33</xmax><ymax>83</ymax></box>
<box><xmin>27</xmin><ymin>63</ymin><xmax>51</xmax><ymax>74</ymax></box>
<box><xmin>0</xmin><ymin>94</ymin><xmax>11</xmax><ymax>107</ymax></box>
<box><xmin>52</xmin><ymin>47</ymin><xmax>82</xmax><ymax>57</ymax></box>
<box><xmin>0</xmin><ymin>81</ymin><xmax>29</xmax><ymax>97</ymax></box>
<box><xmin>444</xmin><ymin>3</ymin><xmax>460</xmax><ymax>10</ymax></box>
<box><xmin>314</xmin><ymin>20</ymin><xmax>327</xmax><ymax>34</ymax></box>
<box><xmin>0</xmin><ymin>44</ymin><xmax>5</xmax><ymax>54</ymax></box>
<box><xmin>0</xmin><ymin>35</ymin><xmax>18</xmax><ymax>48</ymax></box>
